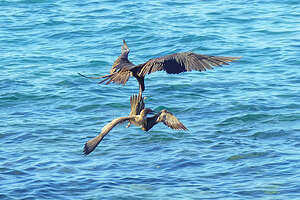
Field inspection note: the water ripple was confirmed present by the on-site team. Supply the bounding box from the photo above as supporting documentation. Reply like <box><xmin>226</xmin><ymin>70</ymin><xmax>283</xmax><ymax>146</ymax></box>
<box><xmin>1</xmin><ymin>0</ymin><xmax>299</xmax><ymax>199</ymax></box>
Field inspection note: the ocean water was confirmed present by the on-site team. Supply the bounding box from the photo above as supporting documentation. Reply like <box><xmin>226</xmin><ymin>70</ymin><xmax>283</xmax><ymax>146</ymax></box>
<box><xmin>1</xmin><ymin>0</ymin><xmax>300</xmax><ymax>199</ymax></box>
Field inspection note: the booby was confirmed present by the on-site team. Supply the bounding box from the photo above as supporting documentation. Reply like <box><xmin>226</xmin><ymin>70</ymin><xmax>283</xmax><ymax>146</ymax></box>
<box><xmin>83</xmin><ymin>94</ymin><xmax>187</xmax><ymax>155</ymax></box>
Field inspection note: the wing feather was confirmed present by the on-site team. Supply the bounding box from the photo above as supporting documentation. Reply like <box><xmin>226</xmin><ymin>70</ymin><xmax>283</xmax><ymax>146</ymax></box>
<box><xmin>158</xmin><ymin>110</ymin><xmax>188</xmax><ymax>131</ymax></box>
<box><xmin>99</xmin><ymin>70</ymin><xmax>131</xmax><ymax>85</ymax></box>
<box><xmin>138</xmin><ymin>52</ymin><xmax>241</xmax><ymax>76</ymax></box>
<box><xmin>83</xmin><ymin>117</ymin><xmax>131</xmax><ymax>155</ymax></box>
<box><xmin>129</xmin><ymin>94</ymin><xmax>144</xmax><ymax>116</ymax></box>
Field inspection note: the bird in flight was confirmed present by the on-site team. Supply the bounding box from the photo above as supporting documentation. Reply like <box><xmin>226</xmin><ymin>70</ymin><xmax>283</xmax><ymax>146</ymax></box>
<box><xmin>79</xmin><ymin>40</ymin><xmax>241</xmax><ymax>95</ymax></box>
<box><xmin>83</xmin><ymin>94</ymin><xmax>187</xmax><ymax>155</ymax></box>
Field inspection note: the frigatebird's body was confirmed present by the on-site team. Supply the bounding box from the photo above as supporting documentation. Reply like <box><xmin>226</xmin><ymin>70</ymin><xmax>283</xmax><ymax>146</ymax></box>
<box><xmin>79</xmin><ymin>40</ymin><xmax>241</xmax><ymax>95</ymax></box>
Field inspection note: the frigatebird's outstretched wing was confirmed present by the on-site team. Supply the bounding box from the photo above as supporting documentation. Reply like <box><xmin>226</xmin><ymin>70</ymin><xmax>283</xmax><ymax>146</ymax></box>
<box><xmin>137</xmin><ymin>52</ymin><xmax>241</xmax><ymax>76</ymax></box>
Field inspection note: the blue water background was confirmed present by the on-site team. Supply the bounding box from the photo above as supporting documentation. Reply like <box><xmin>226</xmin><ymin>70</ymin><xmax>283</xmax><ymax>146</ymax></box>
<box><xmin>1</xmin><ymin>0</ymin><xmax>300</xmax><ymax>199</ymax></box>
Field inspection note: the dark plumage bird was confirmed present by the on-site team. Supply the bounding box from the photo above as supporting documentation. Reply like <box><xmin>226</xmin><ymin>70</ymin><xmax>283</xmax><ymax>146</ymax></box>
<box><xmin>79</xmin><ymin>40</ymin><xmax>241</xmax><ymax>95</ymax></box>
<box><xmin>83</xmin><ymin>94</ymin><xmax>187</xmax><ymax>155</ymax></box>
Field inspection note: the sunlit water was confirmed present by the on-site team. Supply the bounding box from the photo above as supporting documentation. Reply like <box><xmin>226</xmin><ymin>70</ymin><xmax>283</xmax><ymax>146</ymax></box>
<box><xmin>1</xmin><ymin>0</ymin><xmax>300</xmax><ymax>199</ymax></box>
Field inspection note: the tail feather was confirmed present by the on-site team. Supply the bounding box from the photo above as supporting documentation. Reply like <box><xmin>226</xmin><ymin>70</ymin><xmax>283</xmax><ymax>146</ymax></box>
<box><xmin>78</xmin><ymin>73</ymin><xmax>108</xmax><ymax>79</ymax></box>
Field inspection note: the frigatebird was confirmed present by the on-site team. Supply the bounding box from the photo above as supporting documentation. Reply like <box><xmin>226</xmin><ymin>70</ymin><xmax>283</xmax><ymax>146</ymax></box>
<box><xmin>79</xmin><ymin>40</ymin><xmax>241</xmax><ymax>95</ymax></box>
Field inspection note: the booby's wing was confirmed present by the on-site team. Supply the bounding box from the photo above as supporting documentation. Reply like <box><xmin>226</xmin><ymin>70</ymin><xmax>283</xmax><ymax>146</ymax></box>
<box><xmin>137</xmin><ymin>52</ymin><xmax>241</xmax><ymax>76</ymax></box>
<box><xmin>158</xmin><ymin>110</ymin><xmax>188</xmax><ymax>131</ymax></box>
<box><xmin>129</xmin><ymin>94</ymin><xmax>144</xmax><ymax>116</ymax></box>
<box><xmin>83</xmin><ymin>117</ymin><xmax>131</xmax><ymax>155</ymax></box>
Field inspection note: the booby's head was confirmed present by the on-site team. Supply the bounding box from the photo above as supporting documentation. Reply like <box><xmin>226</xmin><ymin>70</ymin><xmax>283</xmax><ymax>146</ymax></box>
<box><xmin>121</xmin><ymin>39</ymin><xmax>130</xmax><ymax>56</ymax></box>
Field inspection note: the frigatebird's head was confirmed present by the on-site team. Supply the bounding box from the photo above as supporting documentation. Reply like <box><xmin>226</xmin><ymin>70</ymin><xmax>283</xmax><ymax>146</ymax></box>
<box><xmin>121</xmin><ymin>39</ymin><xmax>130</xmax><ymax>56</ymax></box>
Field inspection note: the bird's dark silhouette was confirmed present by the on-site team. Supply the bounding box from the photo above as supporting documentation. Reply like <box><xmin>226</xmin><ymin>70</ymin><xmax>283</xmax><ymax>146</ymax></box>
<box><xmin>79</xmin><ymin>40</ymin><xmax>241</xmax><ymax>95</ymax></box>
<box><xmin>83</xmin><ymin>94</ymin><xmax>187</xmax><ymax>155</ymax></box>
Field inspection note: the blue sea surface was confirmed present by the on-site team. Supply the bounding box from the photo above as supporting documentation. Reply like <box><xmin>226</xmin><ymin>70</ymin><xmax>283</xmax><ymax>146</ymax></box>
<box><xmin>1</xmin><ymin>0</ymin><xmax>300</xmax><ymax>199</ymax></box>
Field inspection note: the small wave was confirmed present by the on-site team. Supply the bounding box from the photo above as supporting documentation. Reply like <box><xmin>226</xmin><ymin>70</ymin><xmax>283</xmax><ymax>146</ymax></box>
<box><xmin>3</xmin><ymin>168</ymin><xmax>28</xmax><ymax>176</ymax></box>
<box><xmin>227</xmin><ymin>151</ymin><xmax>268</xmax><ymax>161</ymax></box>
<box><xmin>218</xmin><ymin>113</ymin><xmax>274</xmax><ymax>126</ymax></box>
<box><xmin>250</xmin><ymin>129</ymin><xmax>287</xmax><ymax>139</ymax></box>
<box><xmin>75</xmin><ymin>104</ymin><xmax>102</xmax><ymax>112</ymax></box>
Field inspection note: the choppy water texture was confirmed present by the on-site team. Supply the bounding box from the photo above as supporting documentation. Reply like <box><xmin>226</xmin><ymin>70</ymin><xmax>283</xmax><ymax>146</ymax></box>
<box><xmin>1</xmin><ymin>0</ymin><xmax>300</xmax><ymax>199</ymax></box>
